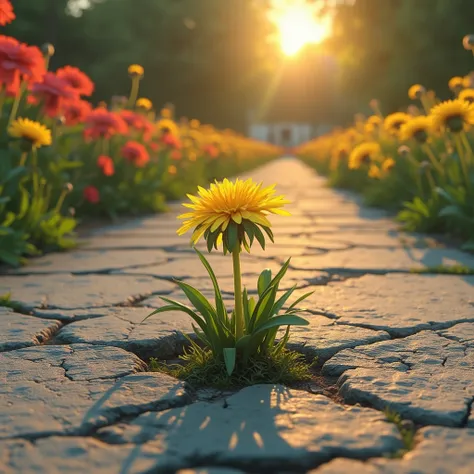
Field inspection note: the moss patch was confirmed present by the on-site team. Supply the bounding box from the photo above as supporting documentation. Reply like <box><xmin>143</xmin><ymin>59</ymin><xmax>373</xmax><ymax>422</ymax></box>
<box><xmin>411</xmin><ymin>264</ymin><xmax>474</xmax><ymax>275</ymax></box>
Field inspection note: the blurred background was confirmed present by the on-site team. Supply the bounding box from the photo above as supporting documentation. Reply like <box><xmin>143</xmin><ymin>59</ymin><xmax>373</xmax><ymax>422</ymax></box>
<box><xmin>6</xmin><ymin>0</ymin><xmax>474</xmax><ymax>143</ymax></box>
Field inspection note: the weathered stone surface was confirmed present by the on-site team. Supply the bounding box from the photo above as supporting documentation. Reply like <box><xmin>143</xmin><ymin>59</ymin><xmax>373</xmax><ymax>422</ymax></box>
<box><xmin>0</xmin><ymin>307</ymin><xmax>61</xmax><ymax>351</ymax></box>
<box><xmin>97</xmin><ymin>385</ymin><xmax>402</xmax><ymax>471</ymax></box>
<box><xmin>322</xmin><ymin>331</ymin><xmax>474</xmax><ymax>427</ymax></box>
<box><xmin>80</xmin><ymin>234</ymin><xmax>186</xmax><ymax>250</ymax></box>
<box><xmin>313</xmin><ymin>427</ymin><xmax>474</xmax><ymax>474</ymax></box>
<box><xmin>55</xmin><ymin>307</ymin><xmax>195</xmax><ymax>358</ymax></box>
<box><xmin>438</xmin><ymin>322</ymin><xmax>474</xmax><ymax>345</ymax></box>
<box><xmin>285</xmin><ymin>313</ymin><xmax>390</xmax><ymax>363</ymax></box>
<box><xmin>0</xmin><ymin>274</ymin><xmax>175</xmax><ymax>309</ymax></box>
<box><xmin>9</xmin><ymin>249</ymin><xmax>169</xmax><ymax>274</ymax></box>
<box><xmin>304</xmin><ymin>274</ymin><xmax>474</xmax><ymax>337</ymax></box>
<box><xmin>0</xmin><ymin>344</ymin><xmax>188</xmax><ymax>438</ymax></box>
<box><xmin>289</xmin><ymin>247</ymin><xmax>474</xmax><ymax>273</ymax></box>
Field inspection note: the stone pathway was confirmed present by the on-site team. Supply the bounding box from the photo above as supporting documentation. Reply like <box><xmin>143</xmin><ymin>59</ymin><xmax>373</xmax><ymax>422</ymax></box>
<box><xmin>1</xmin><ymin>157</ymin><xmax>473</xmax><ymax>473</ymax></box>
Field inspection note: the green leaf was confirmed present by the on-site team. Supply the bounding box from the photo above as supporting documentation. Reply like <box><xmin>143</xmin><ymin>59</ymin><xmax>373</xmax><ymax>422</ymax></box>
<box><xmin>273</xmin><ymin>285</ymin><xmax>297</xmax><ymax>314</ymax></box>
<box><xmin>242</xmin><ymin>220</ymin><xmax>255</xmax><ymax>246</ymax></box>
<box><xmin>439</xmin><ymin>205</ymin><xmax>466</xmax><ymax>219</ymax></box>
<box><xmin>287</xmin><ymin>291</ymin><xmax>314</xmax><ymax>311</ymax></box>
<box><xmin>249</xmin><ymin>284</ymin><xmax>278</xmax><ymax>332</ymax></box>
<box><xmin>253</xmin><ymin>224</ymin><xmax>266</xmax><ymax>250</ymax></box>
<box><xmin>261</xmin><ymin>225</ymin><xmax>274</xmax><ymax>243</ymax></box>
<box><xmin>223</xmin><ymin>348</ymin><xmax>236</xmax><ymax>375</ymax></box>
<box><xmin>226</xmin><ymin>221</ymin><xmax>239</xmax><ymax>252</ymax></box>
<box><xmin>253</xmin><ymin>314</ymin><xmax>309</xmax><ymax>335</ymax></box>
<box><xmin>257</xmin><ymin>269</ymin><xmax>272</xmax><ymax>296</ymax></box>
<box><xmin>268</xmin><ymin>258</ymin><xmax>291</xmax><ymax>290</ymax></box>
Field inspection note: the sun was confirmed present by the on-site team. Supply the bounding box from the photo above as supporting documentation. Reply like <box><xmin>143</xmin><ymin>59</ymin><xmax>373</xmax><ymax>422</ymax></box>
<box><xmin>273</xmin><ymin>3</ymin><xmax>331</xmax><ymax>56</ymax></box>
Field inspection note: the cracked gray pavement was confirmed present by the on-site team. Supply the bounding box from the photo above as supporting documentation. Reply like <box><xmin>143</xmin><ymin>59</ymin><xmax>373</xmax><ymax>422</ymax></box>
<box><xmin>1</xmin><ymin>158</ymin><xmax>474</xmax><ymax>473</ymax></box>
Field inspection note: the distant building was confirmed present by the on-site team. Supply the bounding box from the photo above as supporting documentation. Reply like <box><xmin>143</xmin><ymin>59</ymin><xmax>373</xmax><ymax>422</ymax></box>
<box><xmin>248</xmin><ymin>119</ymin><xmax>313</xmax><ymax>147</ymax></box>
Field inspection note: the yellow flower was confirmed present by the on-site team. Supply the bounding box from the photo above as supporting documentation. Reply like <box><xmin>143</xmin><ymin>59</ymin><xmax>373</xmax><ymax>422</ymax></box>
<box><xmin>382</xmin><ymin>157</ymin><xmax>396</xmax><ymax>172</ymax></box>
<box><xmin>459</xmin><ymin>88</ymin><xmax>474</xmax><ymax>104</ymax></box>
<box><xmin>367</xmin><ymin>115</ymin><xmax>382</xmax><ymax>126</ymax></box>
<box><xmin>8</xmin><ymin>118</ymin><xmax>52</xmax><ymax>149</ymax></box>
<box><xmin>399</xmin><ymin>116</ymin><xmax>433</xmax><ymax>143</ymax></box>
<box><xmin>160</xmin><ymin>107</ymin><xmax>172</xmax><ymax>119</ymax></box>
<box><xmin>168</xmin><ymin>165</ymin><xmax>177</xmax><ymax>175</ymax></box>
<box><xmin>430</xmin><ymin>99</ymin><xmax>474</xmax><ymax>133</ymax></box>
<box><xmin>136</xmin><ymin>97</ymin><xmax>153</xmax><ymax>110</ymax></box>
<box><xmin>190</xmin><ymin>119</ymin><xmax>201</xmax><ymax>129</ymax></box>
<box><xmin>408</xmin><ymin>84</ymin><xmax>426</xmax><ymax>100</ymax></box>
<box><xmin>128</xmin><ymin>64</ymin><xmax>144</xmax><ymax>77</ymax></box>
<box><xmin>177</xmin><ymin>178</ymin><xmax>290</xmax><ymax>249</ymax></box>
<box><xmin>348</xmin><ymin>142</ymin><xmax>381</xmax><ymax>169</ymax></box>
<box><xmin>330</xmin><ymin>142</ymin><xmax>351</xmax><ymax>170</ymax></box>
<box><xmin>157</xmin><ymin>118</ymin><xmax>179</xmax><ymax>137</ymax></box>
<box><xmin>384</xmin><ymin>112</ymin><xmax>410</xmax><ymax>135</ymax></box>
<box><xmin>448</xmin><ymin>76</ymin><xmax>464</xmax><ymax>92</ymax></box>
<box><xmin>368</xmin><ymin>165</ymin><xmax>381</xmax><ymax>179</ymax></box>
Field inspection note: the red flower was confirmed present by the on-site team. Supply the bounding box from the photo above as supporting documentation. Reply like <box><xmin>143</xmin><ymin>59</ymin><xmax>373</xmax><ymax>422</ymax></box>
<box><xmin>97</xmin><ymin>155</ymin><xmax>115</xmax><ymax>176</ymax></box>
<box><xmin>203</xmin><ymin>144</ymin><xmax>219</xmax><ymax>158</ymax></box>
<box><xmin>0</xmin><ymin>0</ymin><xmax>15</xmax><ymax>26</ymax></box>
<box><xmin>57</xmin><ymin>66</ymin><xmax>94</xmax><ymax>97</ymax></box>
<box><xmin>0</xmin><ymin>36</ymin><xmax>45</xmax><ymax>91</ymax></box>
<box><xmin>63</xmin><ymin>99</ymin><xmax>92</xmax><ymax>126</ymax></box>
<box><xmin>83</xmin><ymin>186</ymin><xmax>100</xmax><ymax>204</ymax></box>
<box><xmin>150</xmin><ymin>142</ymin><xmax>160</xmax><ymax>152</ymax></box>
<box><xmin>122</xmin><ymin>141</ymin><xmax>150</xmax><ymax>167</ymax></box>
<box><xmin>161</xmin><ymin>132</ymin><xmax>181</xmax><ymax>149</ymax></box>
<box><xmin>30</xmin><ymin>72</ymin><xmax>78</xmax><ymax>117</ymax></box>
<box><xmin>171</xmin><ymin>149</ymin><xmax>182</xmax><ymax>161</ymax></box>
<box><xmin>84</xmin><ymin>108</ymin><xmax>128</xmax><ymax>139</ymax></box>
<box><xmin>119</xmin><ymin>110</ymin><xmax>154</xmax><ymax>141</ymax></box>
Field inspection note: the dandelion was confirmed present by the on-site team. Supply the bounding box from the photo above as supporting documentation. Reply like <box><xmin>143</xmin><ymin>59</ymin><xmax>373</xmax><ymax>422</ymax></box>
<box><xmin>408</xmin><ymin>84</ymin><xmax>426</xmax><ymax>101</ymax></box>
<box><xmin>384</xmin><ymin>112</ymin><xmax>410</xmax><ymax>135</ymax></box>
<box><xmin>400</xmin><ymin>116</ymin><xmax>433</xmax><ymax>143</ymax></box>
<box><xmin>57</xmin><ymin>66</ymin><xmax>94</xmax><ymax>97</ymax></box>
<box><xmin>382</xmin><ymin>157</ymin><xmax>396</xmax><ymax>172</ymax></box>
<box><xmin>448</xmin><ymin>76</ymin><xmax>464</xmax><ymax>93</ymax></box>
<box><xmin>190</xmin><ymin>118</ymin><xmax>200</xmax><ymax>129</ymax></box>
<box><xmin>368</xmin><ymin>164</ymin><xmax>381</xmax><ymax>179</ymax></box>
<box><xmin>459</xmin><ymin>88</ymin><xmax>474</xmax><ymax>104</ymax></box>
<box><xmin>430</xmin><ymin>99</ymin><xmax>474</xmax><ymax>133</ymax></box>
<box><xmin>330</xmin><ymin>142</ymin><xmax>351</xmax><ymax>170</ymax></box>
<box><xmin>127</xmin><ymin>64</ymin><xmax>144</xmax><ymax>107</ymax></box>
<box><xmin>8</xmin><ymin>118</ymin><xmax>52</xmax><ymax>150</ymax></box>
<box><xmin>168</xmin><ymin>164</ymin><xmax>177</xmax><ymax>175</ymax></box>
<box><xmin>160</xmin><ymin>107</ymin><xmax>173</xmax><ymax>119</ymax></box>
<box><xmin>122</xmin><ymin>140</ymin><xmax>150</xmax><ymax>167</ymax></box>
<box><xmin>136</xmin><ymin>97</ymin><xmax>152</xmax><ymax>110</ymax></box>
<box><xmin>128</xmin><ymin>64</ymin><xmax>144</xmax><ymax>78</ymax></box>
<box><xmin>348</xmin><ymin>142</ymin><xmax>381</xmax><ymax>169</ymax></box>
<box><xmin>0</xmin><ymin>0</ymin><xmax>15</xmax><ymax>26</ymax></box>
<box><xmin>157</xmin><ymin>118</ymin><xmax>179</xmax><ymax>137</ymax></box>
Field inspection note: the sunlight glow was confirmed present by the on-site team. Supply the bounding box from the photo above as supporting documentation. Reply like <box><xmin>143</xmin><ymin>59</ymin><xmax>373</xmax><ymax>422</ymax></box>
<box><xmin>271</xmin><ymin>3</ymin><xmax>331</xmax><ymax>56</ymax></box>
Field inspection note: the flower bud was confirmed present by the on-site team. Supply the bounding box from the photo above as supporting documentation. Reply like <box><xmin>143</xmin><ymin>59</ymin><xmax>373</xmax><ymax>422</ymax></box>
<box><xmin>398</xmin><ymin>145</ymin><xmax>411</xmax><ymax>157</ymax></box>
<box><xmin>41</xmin><ymin>43</ymin><xmax>55</xmax><ymax>57</ymax></box>
<box><xmin>463</xmin><ymin>35</ymin><xmax>474</xmax><ymax>50</ymax></box>
<box><xmin>64</xmin><ymin>183</ymin><xmax>73</xmax><ymax>193</ymax></box>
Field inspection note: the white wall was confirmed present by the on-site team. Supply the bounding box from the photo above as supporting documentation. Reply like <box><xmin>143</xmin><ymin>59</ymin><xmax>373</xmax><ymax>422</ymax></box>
<box><xmin>248</xmin><ymin>123</ymin><xmax>314</xmax><ymax>147</ymax></box>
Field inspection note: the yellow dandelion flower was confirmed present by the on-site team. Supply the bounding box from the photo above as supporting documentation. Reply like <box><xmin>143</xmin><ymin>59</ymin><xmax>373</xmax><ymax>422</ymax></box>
<box><xmin>348</xmin><ymin>142</ymin><xmax>381</xmax><ymax>169</ymax></box>
<box><xmin>430</xmin><ymin>99</ymin><xmax>474</xmax><ymax>133</ymax></box>
<box><xmin>399</xmin><ymin>116</ymin><xmax>433</xmax><ymax>143</ymax></box>
<box><xmin>408</xmin><ymin>84</ymin><xmax>426</xmax><ymax>100</ymax></box>
<box><xmin>382</xmin><ymin>157</ymin><xmax>396</xmax><ymax>172</ymax></box>
<box><xmin>136</xmin><ymin>97</ymin><xmax>153</xmax><ymax>110</ymax></box>
<box><xmin>177</xmin><ymin>178</ymin><xmax>290</xmax><ymax>250</ymax></box>
<box><xmin>368</xmin><ymin>164</ymin><xmax>381</xmax><ymax>179</ymax></box>
<box><xmin>384</xmin><ymin>112</ymin><xmax>410</xmax><ymax>135</ymax></box>
<box><xmin>157</xmin><ymin>118</ymin><xmax>179</xmax><ymax>136</ymax></box>
<box><xmin>459</xmin><ymin>88</ymin><xmax>474</xmax><ymax>104</ymax></box>
<box><xmin>160</xmin><ymin>107</ymin><xmax>172</xmax><ymax>119</ymax></box>
<box><xmin>128</xmin><ymin>64</ymin><xmax>144</xmax><ymax>77</ymax></box>
<box><xmin>168</xmin><ymin>165</ymin><xmax>177</xmax><ymax>175</ymax></box>
<box><xmin>448</xmin><ymin>76</ymin><xmax>464</xmax><ymax>92</ymax></box>
<box><xmin>463</xmin><ymin>76</ymin><xmax>473</xmax><ymax>89</ymax></box>
<box><xmin>367</xmin><ymin>115</ymin><xmax>382</xmax><ymax>126</ymax></box>
<box><xmin>190</xmin><ymin>119</ymin><xmax>200</xmax><ymax>129</ymax></box>
<box><xmin>8</xmin><ymin>118</ymin><xmax>52</xmax><ymax>150</ymax></box>
<box><xmin>330</xmin><ymin>142</ymin><xmax>351</xmax><ymax>170</ymax></box>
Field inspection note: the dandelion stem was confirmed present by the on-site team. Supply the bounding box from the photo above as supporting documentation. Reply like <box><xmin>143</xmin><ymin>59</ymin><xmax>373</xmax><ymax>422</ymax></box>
<box><xmin>55</xmin><ymin>189</ymin><xmax>67</xmax><ymax>213</ymax></box>
<box><xmin>31</xmin><ymin>148</ymin><xmax>39</xmax><ymax>195</ymax></box>
<box><xmin>128</xmin><ymin>77</ymin><xmax>140</xmax><ymax>109</ymax></box>
<box><xmin>19</xmin><ymin>151</ymin><xmax>28</xmax><ymax>167</ymax></box>
<box><xmin>423</xmin><ymin>144</ymin><xmax>444</xmax><ymax>177</ymax></box>
<box><xmin>232</xmin><ymin>247</ymin><xmax>244</xmax><ymax>340</ymax></box>
<box><xmin>453</xmin><ymin>133</ymin><xmax>471</xmax><ymax>190</ymax></box>
<box><xmin>8</xmin><ymin>81</ymin><xmax>27</xmax><ymax>126</ymax></box>
<box><xmin>460</xmin><ymin>131</ymin><xmax>473</xmax><ymax>164</ymax></box>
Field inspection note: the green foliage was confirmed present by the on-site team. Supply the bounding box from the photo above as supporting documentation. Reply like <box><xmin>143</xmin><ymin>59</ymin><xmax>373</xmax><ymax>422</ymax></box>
<box><xmin>384</xmin><ymin>408</ymin><xmax>416</xmax><ymax>458</ymax></box>
<box><xmin>149</xmin><ymin>341</ymin><xmax>312</xmax><ymax>389</ymax></box>
<box><xmin>144</xmin><ymin>249</ymin><xmax>311</xmax><ymax>377</ymax></box>
<box><xmin>410</xmin><ymin>264</ymin><xmax>474</xmax><ymax>275</ymax></box>
<box><xmin>0</xmin><ymin>293</ymin><xmax>24</xmax><ymax>312</ymax></box>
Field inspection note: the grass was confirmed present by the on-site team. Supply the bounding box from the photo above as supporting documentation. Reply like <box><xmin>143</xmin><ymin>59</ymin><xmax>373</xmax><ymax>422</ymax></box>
<box><xmin>384</xmin><ymin>408</ymin><xmax>416</xmax><ymax>458</ymax></box>
<box><xmin>149</xmin><ymin>342</ymin><xmax>314</xmax><ymax>389</ymax></box>
<box><xmin>410</xmin><ymin>264</ymin><xmax>474</xmax><ymax>275</ymax></box>
<box><xmin>0</xmin><ymin>293</ymin><xmax>25</xmax><ymax>312</ymax></box>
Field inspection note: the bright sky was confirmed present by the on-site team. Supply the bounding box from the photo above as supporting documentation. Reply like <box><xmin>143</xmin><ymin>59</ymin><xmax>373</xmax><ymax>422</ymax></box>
<box><xmin>269</xmin><ymin>0</ymin><xmax>333</xmax><ymax>56</ymax></box>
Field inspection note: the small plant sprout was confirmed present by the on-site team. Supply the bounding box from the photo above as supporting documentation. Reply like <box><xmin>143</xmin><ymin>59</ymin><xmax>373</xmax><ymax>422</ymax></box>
<box><xmin>144</xmin><ymin>178</ymin><xmax>312</xmax><ymax>377</ymax></box>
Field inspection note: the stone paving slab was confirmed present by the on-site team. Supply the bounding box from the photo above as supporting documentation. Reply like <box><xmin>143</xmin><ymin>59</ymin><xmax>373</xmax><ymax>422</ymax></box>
<box><xmin>322</xmin><ymin>331</ymin><xmax>474</xmax><ymax>427</ymax></box>
<box><xmin>0</xmin><ymin>344</ymin><xmax>189</xmax><ymax>439</ymax></box>
<box><xmin>303</xmin><ymin>274</ymin><xmax>474</xmax><ymax>337</ymax></box>
<box><xmin>0</xmin><ymin>307</ymin><xmax>62</xmax><ymax>352</ymax></box>
<box><xmin>288</xmin><ymin>247</ymin><xmax>474</xmax><ymax>273</ymax></box>
<box><xmin>0</xmin><ymin>274</ymin><xmax>175</xmax><ymax>310</ymax></box>
<box><xmin>313</xmin><ymin>426</ymin><xmax>474</xmax><ymax>474</ymax></box>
